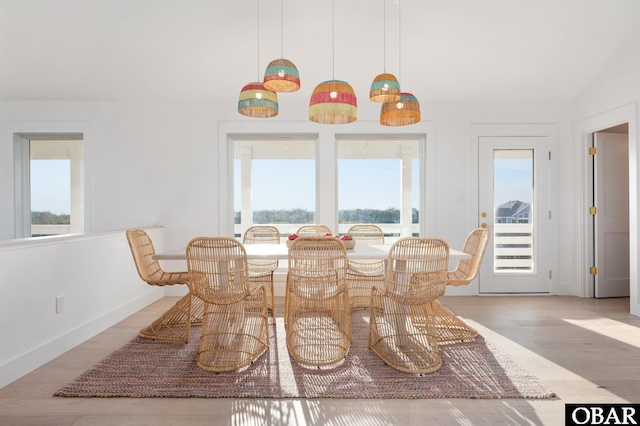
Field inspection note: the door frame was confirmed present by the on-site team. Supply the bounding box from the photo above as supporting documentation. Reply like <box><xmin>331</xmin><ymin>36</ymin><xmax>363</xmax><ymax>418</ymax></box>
<box><xmin>593</xmin><ymin>131</ymin><xmax>630</xmax><ymax>298</ymax></box>
<box><xmin>471</xmin><ymin>124</ymin><xmax>558</xmax><ymax>294</ymax></box>
<box><xmin>576</xmin><ymin>103</ymin><xmax>638</xmax><ymax>314</ymax></box>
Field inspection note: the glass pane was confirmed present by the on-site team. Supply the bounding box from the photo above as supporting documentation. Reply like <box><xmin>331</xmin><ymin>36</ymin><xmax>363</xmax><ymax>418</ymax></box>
<box><xmin>337</xmin><ymin>139</ymin><xmax>419</xmax><ymax>242</ymax></box>
<box><xmin>30</xmin><ymin>159</ymin><xmax>71</xmax><ymax>237</ymax></box>
<box><xmin>234</xmin><ymin>140</ymin><xmax>315</xmax><ymax>237</ymax></box>
<box><xmin>493</xmin><ymin>149</ymin><xmax>534</xmax><ymax>273</ymax></box>
<box><xmin>338</xmin><ymin>158</ymin><xmax>400</xmax><ymax>221</ymax></box>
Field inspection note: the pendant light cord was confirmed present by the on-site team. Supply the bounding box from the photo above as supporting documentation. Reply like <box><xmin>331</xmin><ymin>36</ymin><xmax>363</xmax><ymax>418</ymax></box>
<box><xmin>280</xmin><ymin>0</ymin><xmax>284</xmax><ymax>58</ymax></box>
<box><xmin>257</xmin><ymin>0</ymin><xmax>261</xmax><ymax>81</ymax></box>
<box><xmin>383</xmin><ymin>0</ymin><xmax>386</xmax><ymax>73</ymax></box>
<box><xmin>398</xmin><ymin>0</ymin><xmax>402</xmax><ymax>85</ymax></box>
<box><xmin>332</xmin><ymin>0</ymin><xmax>335</xmax><ymax>79</ymax></box>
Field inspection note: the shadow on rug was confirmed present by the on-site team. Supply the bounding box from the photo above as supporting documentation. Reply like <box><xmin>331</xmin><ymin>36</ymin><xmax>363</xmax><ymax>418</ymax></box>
<box><xmin>54</xmin><ymin>311</ymin><xmax>555</xmax><ymax>399</ymax></box>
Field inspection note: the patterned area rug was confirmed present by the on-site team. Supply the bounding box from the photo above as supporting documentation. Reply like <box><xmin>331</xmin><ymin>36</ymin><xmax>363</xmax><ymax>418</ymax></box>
<box><xmin>54</xmin><ymin>311</ymin><xmax>555</xmax><ymax>399</ymax></box>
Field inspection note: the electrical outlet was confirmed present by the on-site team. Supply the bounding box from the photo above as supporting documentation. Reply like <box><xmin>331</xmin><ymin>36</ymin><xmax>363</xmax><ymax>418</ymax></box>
<box><xmin>56</xmin><ymin>295</ymin><xmax>64</xmax><ymax>313</ymax></box>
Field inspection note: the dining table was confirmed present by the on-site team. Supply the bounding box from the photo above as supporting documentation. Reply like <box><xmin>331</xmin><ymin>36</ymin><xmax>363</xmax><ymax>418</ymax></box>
<box><xmin>153</xmin><ymin>243</ymin><xmax>472</xmax><ymax>261</ymax></box>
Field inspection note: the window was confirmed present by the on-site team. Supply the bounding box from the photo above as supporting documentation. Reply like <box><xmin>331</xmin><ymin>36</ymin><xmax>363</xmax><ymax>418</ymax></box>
<box><xmin>337</xmin><ymin>139</ymin><xmax>420</xmax><ymax>243</ymax></box>
<box><xmin>234</xmin><ymin>139</ymin><xmax>316</xmax><ymax>238</ymax></box>
<box><xmin>222</xmin><ymin>122</ymin><xmax>432</xmax><ymax>240</ymax></box>
<box><xmin>14</xmin><ymin>135</ymin><xmax>84</xmax><ymax>238</ymax></box>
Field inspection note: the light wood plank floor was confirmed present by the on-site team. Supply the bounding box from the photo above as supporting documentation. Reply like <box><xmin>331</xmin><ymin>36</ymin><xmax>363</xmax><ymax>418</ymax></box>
<box><xmin>1</xmin><ymin>296</ymin><xmax>639</xmax><ymax>425</ymax></box>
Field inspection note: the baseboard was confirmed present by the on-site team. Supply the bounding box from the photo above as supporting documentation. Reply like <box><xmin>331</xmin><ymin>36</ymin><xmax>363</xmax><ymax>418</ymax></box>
<box><xmin>0</xmin><ymin>291</ymin><xmax>161</xmax><ymax>389</ymax></box>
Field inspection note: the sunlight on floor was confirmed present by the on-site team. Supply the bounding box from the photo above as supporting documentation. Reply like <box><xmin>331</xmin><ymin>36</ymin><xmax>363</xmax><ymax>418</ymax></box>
<box><xmin>464</xmin><ymin>318</ymin><xmax>626</xmax><ymax>400</ymax></box>
<box><xmin>562</xmin><ymin>317</ymin><xmax>640</xmax><ymax>349</ymax></box>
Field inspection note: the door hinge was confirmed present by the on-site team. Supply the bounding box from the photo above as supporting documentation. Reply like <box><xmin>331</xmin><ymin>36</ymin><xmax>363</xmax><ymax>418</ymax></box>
<box><xmin>549</xmin><ymin>270</ymin><xmax>552</xmax><ymax>279</ymax></box>
<box><xmin>548</xmin><ymin>151</ymin><xmax>551</xmax><ymax>160</ymax></box>
<box><xmin>589</xmin><ymin>206</ymin><xmax>597</xmax><ymax>215</ymax></box>
<box><xmin>589</xmin><ymin>146</ymin><xmax>597</xmax><ymax>155</ymax></box>
<box><xmin>590</xmin><ymin>266</ymin><xmax>598</xmax><ymax>275</ymax></box>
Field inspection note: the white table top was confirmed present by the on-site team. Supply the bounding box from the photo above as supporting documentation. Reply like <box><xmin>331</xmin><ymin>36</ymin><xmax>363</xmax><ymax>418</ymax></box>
<box><xmin>154</xmin><ymin>243</ymin><xmax>471</xmax><ymax>261</ymax></box>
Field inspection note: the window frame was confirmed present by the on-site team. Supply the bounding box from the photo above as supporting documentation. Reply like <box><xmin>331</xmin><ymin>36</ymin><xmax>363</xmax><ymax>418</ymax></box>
<box><xmin>10</xmin><ymin>121</ymin><xmax>92</xmax><ymax>240</ymax></box>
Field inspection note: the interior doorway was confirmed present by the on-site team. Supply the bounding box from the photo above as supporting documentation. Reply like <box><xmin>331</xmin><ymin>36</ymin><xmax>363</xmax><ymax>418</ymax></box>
<box><xmin>590</xmin><ymin>124</ymin><xmax>630</xmax><ymax>298</ymax></box>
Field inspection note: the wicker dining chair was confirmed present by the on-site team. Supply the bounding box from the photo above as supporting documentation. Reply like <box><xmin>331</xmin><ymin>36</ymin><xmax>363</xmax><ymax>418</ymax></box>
<box><xmin>346</xmin><ymin>224</ymin><xmax>386</xmax><ymax>310</ymax></box>
<box><xmin>285</xmin><ymin>236</ymin><xmax>351</xmax><ymax>367</ymax></box>
<box><xmin>369</xmin><ymin>237</ymin><xmax>449</xmax><ymax>374</ymax></box>
<box><xmin>125</xmin><ymin>229</ymin><xmax>204</xmax><ymax>343</ymax></box>
<box><xmin>447</xmin><ymin>228</ymin><xmax>490</xmax><ymax>287</ymax></box>
<box><xmin>429</xmin><ymin>228</ymin><xmax>490</xmax><ymax>343</ymax></box>
<box><xmin>296</xmin><ymin>224</ymin><xmax>332</xmax><ymax>236</ymax></box>
<box><xmin>243</xmin><ymin>225</ymin><xmax>280</xmax><ymax>323</ymax></box>
<box><xmin>186</xmin><ymin>237</ymin><xmax>270</xmax><ymax>373</ymax></box>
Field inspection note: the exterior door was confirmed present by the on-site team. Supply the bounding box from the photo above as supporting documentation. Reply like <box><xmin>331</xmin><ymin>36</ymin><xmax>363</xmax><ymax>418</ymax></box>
<box><xmin>593</xmin><ymin>132</ymin><xmax>630</xmax><ymax>298</ymax></box>
<box><xmin>478</xmin><ymin>137</ymin><xmax>551</xmax><ymax>293</ymax></box>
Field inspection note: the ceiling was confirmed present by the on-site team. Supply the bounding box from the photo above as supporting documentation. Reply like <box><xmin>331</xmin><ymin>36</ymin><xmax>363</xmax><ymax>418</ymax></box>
<box><xmin>1</xmin><ymin>0</ymin><xmax>639</xmax><ymax>104</ymax></box>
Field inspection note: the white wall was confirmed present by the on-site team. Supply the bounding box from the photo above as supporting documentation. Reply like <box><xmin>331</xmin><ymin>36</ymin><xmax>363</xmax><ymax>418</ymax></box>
<box><xmin>0</xmin><ymin>227</ymin><xmax>164</xmax><ymax>388</ymax></box>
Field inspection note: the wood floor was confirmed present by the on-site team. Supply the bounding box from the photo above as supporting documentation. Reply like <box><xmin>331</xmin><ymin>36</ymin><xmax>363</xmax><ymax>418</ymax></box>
<box><xmin>1</xmin><ymin>295</ymin><xmax>639</xmax><ymax>425</ymax></box>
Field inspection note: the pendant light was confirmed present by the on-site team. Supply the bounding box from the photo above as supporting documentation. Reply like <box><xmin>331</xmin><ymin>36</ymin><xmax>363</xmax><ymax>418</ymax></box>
<box><xmin>309</xmin><ymin>0</ymin><xmax>357</xmax><ymax>124</ymax></box>
<box><xmin>263</xmin><ymin>0</ymin><xmax>300</xmax><ymax>92</ymax></box>
<box><xmin>380</xmin><ymin>0</ymin><xmax>420</xmax><ymax>126</ymax></box>
<box><xmin>370</xmin><ymin>0</ymin><xmax>400</xmax><ymax>103</ymax></box>
<box><xmin>238</xmin><ymin>0</ymin><xmax>279</xmax><ymax>118</ymax></box>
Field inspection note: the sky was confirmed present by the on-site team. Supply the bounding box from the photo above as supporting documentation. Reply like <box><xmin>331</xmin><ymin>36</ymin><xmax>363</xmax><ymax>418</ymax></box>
<box><xmin>31</xmin><ymin>153</ymin><xmax>531</xmax><ymax>217</ymax></box>
<box><xmin>236</xmin><ymin>156</ymin><xmax>533</xmax><ymax>213</ymax></box>
<box><xmin>493</xmin><ymin>158</ymin><xmax>533</xmax><ymax>208</ymax></box>
<box><xmin>30</xmin><ymin>160</ymin><xmax>71</xmax><ymax>215</ymax></box>
<box><xmin>234</xmin><ymin>158</ymin><xmax>420</xmax><ymax>212</ymax></box>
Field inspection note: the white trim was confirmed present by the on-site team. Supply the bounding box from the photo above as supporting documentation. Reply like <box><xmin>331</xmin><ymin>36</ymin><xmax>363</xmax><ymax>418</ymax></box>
<box><xmin>574</xmin><ymin>103</ymin><xmax>638</xmax><ymax>316</ymax></box>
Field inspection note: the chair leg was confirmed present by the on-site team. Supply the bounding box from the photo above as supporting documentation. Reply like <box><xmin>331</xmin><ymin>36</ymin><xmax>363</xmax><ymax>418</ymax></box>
<box><xmin>249</xmin><ymin>273</ymin><xmax>277</xmax><ymax>325</ymax></box>
<box><xmin>426</xmin><ymin>299</ymin><xmax>478</xmax><ymax>343</ymax></box>
<box><xmin>139</xmin><ymin>292</ymin><xmax>202</xmax><ymax>343</ymax></box>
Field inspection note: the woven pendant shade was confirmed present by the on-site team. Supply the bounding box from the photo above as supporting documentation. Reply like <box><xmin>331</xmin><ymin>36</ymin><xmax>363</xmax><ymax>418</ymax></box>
<box><xmin>264</xmin><ymin>58</ymin><xmax>300</xmax><ymax>92</ymax></box>
<box><xmin>370</xmin><ymin>73</ymin><xmax>401</xmax><ymax>102</ymax></box>
<box><xmin>380</xmin><ymin>92</ymin><xmax>420</xmax><ymax>126</ymax></box>
<box><xmin>308</xmin><ymin>80</ymin><xmax>357</xmax><ymax>124</ymax></box>
<box><xmin>238</xmin><ymin>82</ymin><xmax>279</xmax><ymax>118</ymax></box>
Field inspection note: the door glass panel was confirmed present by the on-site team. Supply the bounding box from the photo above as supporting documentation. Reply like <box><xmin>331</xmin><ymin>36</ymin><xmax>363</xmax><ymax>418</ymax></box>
<box><xmin>493</xmin><ymin>149</ymin><xmax>534</xmax><ymax>273</ymax></box>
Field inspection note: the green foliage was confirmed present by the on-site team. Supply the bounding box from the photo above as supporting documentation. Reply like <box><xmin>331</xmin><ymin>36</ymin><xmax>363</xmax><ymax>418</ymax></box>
<box><xmin>31</xmin><ymin>211</ymin><xmax>70</xmax><ymax>225</ymax></box>
<box><xmin>234</xmin><ymin>208</ymin><xmax>420</xmax><ymax>224</ymax></box>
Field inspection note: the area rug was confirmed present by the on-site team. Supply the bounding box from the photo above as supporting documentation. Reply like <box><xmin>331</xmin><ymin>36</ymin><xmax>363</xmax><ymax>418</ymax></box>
<box><xmin>54</xmin><ymin>311</ymin><xmax>555</xmax><ymax>399</ymax></box>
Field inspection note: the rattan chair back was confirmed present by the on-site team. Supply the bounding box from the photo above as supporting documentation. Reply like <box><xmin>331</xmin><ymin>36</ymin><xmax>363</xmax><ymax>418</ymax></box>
<box><xmin>296</xmin><ymin>224</ymin><xmax>332</xmax><ymax>236</ymax></box>
<box><xmin>243</xmin><ymin>225</ymin><xmax>281</xmax><ymax>245</ymax></box>
<box><xmin>186</xmin><ymin>237</ymin><xmax>251</xmax><ymax>303</ymax></box>
<box><xmin>447</xmin><ymin>228</ymin><xmax>490</xmax><ymax>286</ymax></box>
<box><xmin>384</xmin><ymin>237</ymin><xmax>449</xmax><ymax>298</ymax></box>
<box><xmin>126</xmin><ymin>228</ymin><xmax>186</xmax><ymax>286</ymax></box>
<box><xmin>347</xmin><ymin>224</ymin><xmax>385</xmax><ymax>244</ymax></box>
